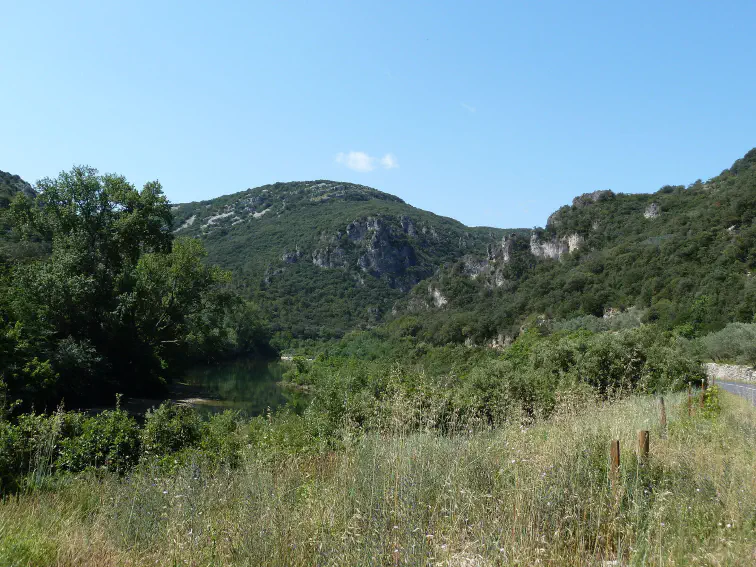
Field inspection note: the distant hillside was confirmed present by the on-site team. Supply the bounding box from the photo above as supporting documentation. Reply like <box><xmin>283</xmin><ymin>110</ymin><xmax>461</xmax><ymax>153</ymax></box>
<box><xmin>173</xmin><ymin>181</ymin><xmax>513</xmax><ymax>342</ymax></box>
<box><xmin>394</xmin><ymin>149</ymin><xmax>756</xmax><ymax>344</ymax></box>
<box><xmin>0</xmin><ymin>170</ymin><xmax>35</xmax><ymax>208</ymax></box>
<box><xmin>0</xmin><ymin>170</ymin><xmax>42</xmax><ymax>262</ymax></box>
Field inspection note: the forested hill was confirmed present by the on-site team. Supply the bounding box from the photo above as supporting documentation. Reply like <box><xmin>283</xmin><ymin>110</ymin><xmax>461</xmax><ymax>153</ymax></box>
<box><xmin>173</xmin><ymin>181</ymin><xmax>514</xmax><ymax>342</ymax></box>
<box><xmin>0</xmin><ymin>170</ymin><xmax>42</xmax><ymax>261</ymax></box>
<box><xmin>0</xmin><ymin>170</ymin><xmax>35</xmax><ymax>207</ymax></box>
<box><xmin>394</xmin><ymin>149</ymin><xmax>756</xmax><ymax>345</ymax></box>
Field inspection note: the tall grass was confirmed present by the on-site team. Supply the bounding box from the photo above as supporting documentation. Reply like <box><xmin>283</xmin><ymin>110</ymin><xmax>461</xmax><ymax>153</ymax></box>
<box><xmin>1</xmin><ymin>390</ymin><xmax>754</xmax><ymax>566</ymax></box>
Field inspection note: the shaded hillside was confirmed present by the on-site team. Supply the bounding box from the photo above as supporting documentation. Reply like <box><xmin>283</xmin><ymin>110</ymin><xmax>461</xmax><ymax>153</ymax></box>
<box><xmin>0</xmin><ymin>170</ymin><xmax>44</xmax><ymax>261</ymax></box>
<box><xmin>393</xmin><ymin>150</ymin><xmax>756</xmax><ymax>344</ymax></box>
<box><xmin>173</xmin><ymin>181</ymin><xmax>511</xmax><ymax>342</ymax></box>
<box><xmin>0</xmin><ymin>170</ymin><xmax>35</xmax><ymax>207</ymax></box>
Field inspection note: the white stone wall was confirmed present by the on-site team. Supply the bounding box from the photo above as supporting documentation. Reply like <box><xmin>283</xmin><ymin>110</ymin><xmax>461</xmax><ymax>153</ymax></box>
<box><xmin>704</xmin><ymin>363</ymin><xmax>756</xmax><ymax>383</ymax></box>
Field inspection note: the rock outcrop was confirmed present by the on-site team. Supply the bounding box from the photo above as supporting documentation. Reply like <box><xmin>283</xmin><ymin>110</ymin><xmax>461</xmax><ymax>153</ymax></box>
<box><xmin>572</xmin><ymin>190</ymin><xmax>614</xmax><ymax>208</ymax></box>
<box><xmin>644</xmin><ymin>202</ymin><xmax>661</xmax><ymax>219</ymax></box>
<box><xmin>487</xmin><ymin>235</ymin><xmax>515</xmax><ymax>263</ymax></box>
<box><xmin>430</xmin><ymin>286</ymin><xmax>448</xmax><ymax>308</ymax></box>
<box><xmin>312</xmin><ymin>246</ymin><xmax>347</xmax><ymax>268</ymax></box>
<box><xmin>529</xmin><ymin>233</ymin><xmax>583</xmax><ymax>260</ymax></box>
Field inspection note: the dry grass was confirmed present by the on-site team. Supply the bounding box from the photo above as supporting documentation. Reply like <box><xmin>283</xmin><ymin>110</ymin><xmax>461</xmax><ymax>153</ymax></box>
<box><xmin>1</xmin><ymin>390</ymin><xmax>755</xmax><ymax>566</ymax></box>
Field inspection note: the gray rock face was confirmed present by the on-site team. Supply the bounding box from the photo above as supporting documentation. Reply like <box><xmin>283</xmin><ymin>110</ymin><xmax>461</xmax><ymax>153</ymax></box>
<box><xmin>487</xmin><ymin>235</ymin><xmax>515</xmax><ymax>263</ymax></box>
<box><xmin>572</xmin><ymin>190</ymin><xmax>614</xmax><ymax>208</ymax></box>
<box><xmin>530</xmin><ymin>234</ymin><xmax>568</xmax><ymax>260</ymax></box>
<box><xmin>312</xmin><ymin>247</ymin><xmax>347</xmax><ymax>268</ymax></box>
<box><xmin>461</xmin><ymin>256</ymin><xmax>489</xmax><ymax>278</ymax></box>
<box><xmin>529</xmin><ymin>233</ymin><xmax>583</xmax><ymax>260</ymax></box>
<box><xmin>400</xmin><ymin>215</ymin><xmax>417</xmax><ymax>237</ymax></box>
<box><xmin>282</xmin><ymin>248</ymin><xmax>302</xmax><ymax>263</ymax></box>
<box><xmin>346</xmin><ymin>220</ymin><xmax>369</xmax><ymax>241</ymax></box>
<box><xmin>429</xmin><ymin>286</ymin><xmax>448</xmax><ymax>308</ymax></box>
<box><xmin>313</xmin><ymin>215</ymin><xmax>421</xmax><ymax>289</ymax></box>
<box><xmin>644</xmin><ymin>202</ymin><xmax>661</xmax><ymax>219</ymax></box>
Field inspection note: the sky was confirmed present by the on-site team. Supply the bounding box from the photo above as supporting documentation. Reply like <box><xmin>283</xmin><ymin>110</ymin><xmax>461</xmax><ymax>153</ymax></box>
<box><xmin>2</xmin><ymin>0</ymin><xmax>756</xmax><ymax>229</ymax></box>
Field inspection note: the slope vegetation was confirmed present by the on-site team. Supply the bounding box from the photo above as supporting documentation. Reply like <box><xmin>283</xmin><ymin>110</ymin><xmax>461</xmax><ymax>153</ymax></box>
<box><xmin>173</xmin><ymin>181</ymin><xmax>510</xmax><ymax>341</ymax></box>
<box><xmin>395</xmin><ymin>149</ymin><xmax>756</xmax><ymax>344</ymax></box>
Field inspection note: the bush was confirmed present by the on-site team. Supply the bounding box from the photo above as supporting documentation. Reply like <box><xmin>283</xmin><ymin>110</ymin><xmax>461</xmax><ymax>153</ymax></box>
<box><xmin>199</xmin><ymin>410</ymin><xmax>245</xmax><ymax>468</ymax></box>
<box><xmin>57</xmin><ymin>407</ymin><xmax>141</xmax><ymax>474</ymax></box>
<box><xmin>141</xmin><ymin>403</ymin><xmax>202</xmax><ymax>459</ymax></box>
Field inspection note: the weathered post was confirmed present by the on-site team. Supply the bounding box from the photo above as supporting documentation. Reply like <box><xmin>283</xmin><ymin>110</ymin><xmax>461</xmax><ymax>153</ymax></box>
<box><xmin>637</xmin><ymin>430</ymin><xmax>649</xmax><ymax>464</ymax></box>
<box><xmin>659</xmin><ymin>397</ymin><xmax>667</xmax><ymax>435</ymax></box>
<box><xmin>687</xmin><ymin>384</ymin><xmax>692</xmax><ymax>417</ymax></box>
<box><xmin>700</xmin><ymin>381</ymin><xmax>706</xmax><ymax>409</ymax></box>
<box><xmin>610</xmin><ymin>440</ymin><xmax>620</xmax><ymax>493</ymax></box>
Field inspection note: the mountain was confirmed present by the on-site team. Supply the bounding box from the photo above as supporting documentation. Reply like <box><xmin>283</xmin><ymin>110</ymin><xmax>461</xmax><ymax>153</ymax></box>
<box><xmin>7</xmin><ymin>149</ymin><xmax>755</xmax><ymax>347</ymax></box>
<box><xmin>177</xmin><ymin>150</ymin><xmax>756</xmax><ymax>347</ymax></box>
<box><xmin>173</xmin><ymin>181</ymin><xmax>514</xmax><ymax>342</ymax></box>
<box><xmin>0</xmin><ymin>170</ymin><xmax>36</xmax><ymax>207</ymax></box>
<box><xmin>394</xmin><ymin>149</ymin><xmax>756</xmax><ymax>344</ymax></box>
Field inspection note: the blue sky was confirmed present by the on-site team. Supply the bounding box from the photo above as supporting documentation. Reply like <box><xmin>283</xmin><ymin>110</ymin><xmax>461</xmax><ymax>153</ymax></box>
<box><xmin>2</xmin><ymin>1</ymin><xmax>755</xmax><ymax>229</ymax></box>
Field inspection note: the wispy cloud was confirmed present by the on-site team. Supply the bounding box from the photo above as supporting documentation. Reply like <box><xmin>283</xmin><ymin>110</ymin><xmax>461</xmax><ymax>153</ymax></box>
<box><xmin>461</xmin><ymin>102</ymin><xmax>476</xmax><ymax>113</ymax></box>
<box><xmin>380</xmin><ymin>153</ymin><xmax>399</xmax><ymax>169</ymax></box>
<box><xmin>335</xmin><ymin>151</ymin><xmax>399</xmax><ymax>172</ymax></box>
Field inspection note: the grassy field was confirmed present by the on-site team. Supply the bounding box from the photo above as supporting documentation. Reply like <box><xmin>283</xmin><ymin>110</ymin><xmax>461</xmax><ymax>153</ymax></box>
<box><xmin>0</xmin><ymin>389</ymin><xmax>754</xmax><ymax>566</ymax></box>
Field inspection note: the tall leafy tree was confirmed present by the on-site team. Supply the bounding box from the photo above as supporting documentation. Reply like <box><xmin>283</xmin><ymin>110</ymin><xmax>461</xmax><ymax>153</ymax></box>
<box><xmin>2</xmin><ymin>166</ymin><xmax>269</xmax><ymax>408</ymax></box>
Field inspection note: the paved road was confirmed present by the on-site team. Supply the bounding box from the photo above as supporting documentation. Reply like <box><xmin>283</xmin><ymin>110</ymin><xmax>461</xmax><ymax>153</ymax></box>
<box><xmin>714</xmin><ymin>380</ymin><xmax>756</xmax><ymax>407</ymax></box>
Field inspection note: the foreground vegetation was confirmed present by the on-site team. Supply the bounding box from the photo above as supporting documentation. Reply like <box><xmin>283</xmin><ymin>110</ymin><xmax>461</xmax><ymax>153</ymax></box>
<box><xmin>0</xmin><ymin>387</ymin><xmax>753</xmax><ymax>566</ymax></box>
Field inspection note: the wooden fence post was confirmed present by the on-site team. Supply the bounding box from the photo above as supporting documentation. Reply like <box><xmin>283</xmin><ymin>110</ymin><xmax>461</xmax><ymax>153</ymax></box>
<box><xmin>687</xmin><ymin>384</ymin><xmax>692</xmax><ymax>416</ymax></box>
<box><xmin>610</xmin><ymin>440</ymin><xmax>620</xmax><ymax>493</ymax></box>
<box><xmin>637</xmin><ymin>430</ymin><xmax>649</xmax><ymax>464</ymax></box>
<box><xmin>659</xmin><ymin>397</ymin><xmax>667</xmax><ymax>435</ymax></box>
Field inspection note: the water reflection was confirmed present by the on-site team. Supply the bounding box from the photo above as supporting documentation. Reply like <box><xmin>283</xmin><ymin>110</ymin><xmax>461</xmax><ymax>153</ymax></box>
<box><xmin>174</xmin><ymin>358</ymin><xmax>303</xmax><ymax>417</ymax></box>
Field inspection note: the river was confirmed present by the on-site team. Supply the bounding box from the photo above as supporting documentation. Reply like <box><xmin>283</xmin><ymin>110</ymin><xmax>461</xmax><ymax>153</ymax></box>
<box><xmin>120</xmin><ymin>358</ymin><xmax>303</xmax><ymax>417</ymax></box>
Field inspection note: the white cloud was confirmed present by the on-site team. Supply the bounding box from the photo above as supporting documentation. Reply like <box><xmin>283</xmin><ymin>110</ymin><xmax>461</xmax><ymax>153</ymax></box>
<box><xmin>461</xmin><ymin>102</ymin><xmax>476</xmax><ymax>113</ymax></box>
<box><xmin>380</xmin><ymin>153</ymin><xmax>399</xmax><ymax>169</ymax></box>
<box><xmin>335</xmin><ymin>151</ymin><xmax>399</xmax><ymax>172</ymax></box>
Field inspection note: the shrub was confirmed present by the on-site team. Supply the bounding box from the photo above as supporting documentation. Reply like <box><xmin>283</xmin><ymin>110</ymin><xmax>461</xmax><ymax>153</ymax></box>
<box><xmin>141</xmin><ymin>403</ymin><xmax>202</xmax><ymax>459</ymax></box>
<box><xmin>57</xmin><ymin>408</ymin><xmax>141</xmax><ymax>474</ymax></box>
<box><xmin>199</xmin><ymin>410</ymin><xmax>245</xmax><ymax>468</ymax></box>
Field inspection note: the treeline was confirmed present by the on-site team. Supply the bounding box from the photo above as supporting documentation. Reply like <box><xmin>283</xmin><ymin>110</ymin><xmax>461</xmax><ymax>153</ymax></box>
<box><xmin>0</xmin><ymin>167</ymin><xmax>273</xmax><ymax>411</ymax></box>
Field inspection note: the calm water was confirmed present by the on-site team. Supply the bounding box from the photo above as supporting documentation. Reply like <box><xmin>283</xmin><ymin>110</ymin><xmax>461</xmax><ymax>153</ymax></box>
<box><xmin>174</xmin><ymin>358</ymin><xmax>299</xmax><ymax>417</ymax></box>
